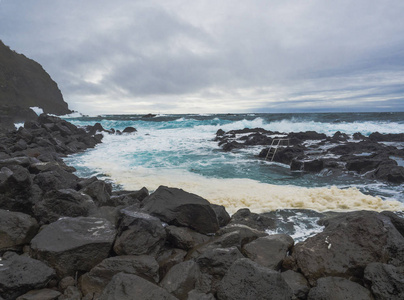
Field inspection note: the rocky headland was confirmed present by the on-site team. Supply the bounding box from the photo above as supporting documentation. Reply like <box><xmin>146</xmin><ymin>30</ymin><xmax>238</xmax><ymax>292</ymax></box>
<box><xmin>0</xmin><ymin>115</ymin><xmax>403</xmax><ymax>300</ymax></box>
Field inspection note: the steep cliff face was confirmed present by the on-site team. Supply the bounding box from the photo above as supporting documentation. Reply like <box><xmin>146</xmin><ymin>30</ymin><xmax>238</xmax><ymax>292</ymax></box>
<box><xmin>0</xmin><ymin>40</ymin><xmax>71</xmax><ymax>116</ymax></box>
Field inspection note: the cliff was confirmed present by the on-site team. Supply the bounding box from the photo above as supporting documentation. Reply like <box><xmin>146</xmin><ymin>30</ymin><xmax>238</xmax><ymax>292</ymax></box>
<box><xmin>0</xmin><ymin>40</ymin><xmax>71</xmax><ymax>127</ymax></box>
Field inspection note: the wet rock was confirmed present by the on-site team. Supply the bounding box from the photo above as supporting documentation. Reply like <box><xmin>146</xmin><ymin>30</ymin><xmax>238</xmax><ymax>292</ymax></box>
<box><xmin>216</xmin><ymin>258</ymin><xmax>293</xmax><ymax>300</ymax></box>
<box><xmin>122</xmin><ymin>126</ymin><xmax>137</xmax><ymax>133</ymax></box>
<box><xmin>292</xmin><ymin>211</ymin><xmax>404</xmax><ymax>285</ymax></box>
<box><xmin>288</xmin><ymin>131</ymin><xmax>327</xmax><ymax>141</ymax></box>
<box><xmin>229</xmin><ymin>208</ymin><xmax>275</xmax><ymax>231</ymax></box>
<box><xmin>15</xmin><ymin>289</ymin><xmax>61</xmax><ymax>300</ymax></box>
<box><xmin>307</xmin><ymin>277</ymin><xmax>373</xmax><ymax>300</ymax></box>
<box><xmin>281</xmin><ymin>270</ymin><xmax>310</xmax><ymax>300</ymax></box>
<box><xmin>113</xmin><ymin>209</ymin><xmax>166</xmax><ymax>256</ymax></box>
<box><xmin>33</xmin><ymin>189</ymin><xmax>97</xmax><ymax>224</ymax></box>
<box><xmin>80</xmin><ymin>255</ymin><xmax>159</xmax><ymax>296</ymax></box>
<box><xmin>242</xmin><ymin>234</ymin><xmax>294</xmax><ymax>270</ymax></box>
<box><xmin>364</xmin><ymin>263</ymin><xmax>404</xmax><ymax>300</ymax></box>
<box><xmin>303</xmin><ymin>159</ymin><xmax>324</xmax><ymax>172</ymax></box>
<box><xmin>166</xmin><ymin>226</ymin><xmax>211</xmax><ymax>250</ymax></box>
<box><xmin>30</xmin><ymin>217</ymin><xmax>116</xmax><ymax>277</ymax></box>
<box><xmin>221</xmin><ymin>141</ymin><xmax>244</xmax><ymax>152</ymax></box>
<box><xmin>372</xmin><ymin>164</ymin><xmax>404</xmax><ymax>184</ymax></box>
<box><xmin>160</xmin><ymin>260</ymin><xmax>202</xmax><ymax>300</ymax></box>
<box><xmin>0</xmin><ymin>253</ymin><xmax>56</xmax><ymax>300</ymax></box>
<box><xmin>141</xmin><ymin>186</ymin><xmax>219</xmax><ymax>234</ymax></box>
<box><xmin>369</xmin><ymin>132</ymin><xmax>404</xmax><ymax>142</ymax></box>
<box><xmin>0</xmin><ymin>209</ymin><xmax>39</xmax><ymax>251</ymax></box>
<box><xmin>99</xmin><ymin>272</ymin><xmax>177</xmax><ymax>300</ymax></box>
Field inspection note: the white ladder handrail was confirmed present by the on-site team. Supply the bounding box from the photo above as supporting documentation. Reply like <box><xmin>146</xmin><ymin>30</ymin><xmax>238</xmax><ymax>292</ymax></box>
<box><xmin>265</xmin><ymin>138</ymin><xmax>290</xmax><ymax>161</ymax></box>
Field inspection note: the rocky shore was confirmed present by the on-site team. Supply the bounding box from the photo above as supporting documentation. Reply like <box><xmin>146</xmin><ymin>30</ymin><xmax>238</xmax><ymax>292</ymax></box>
<box><xmin>1</xmin><ymin>115</ymin><xmax>404</xmax><ymax>300</ymax></box>
<box><xmin>215</xmin><ymin>128</ymin><xmax>404</xmax><ymax>184</ymax></box>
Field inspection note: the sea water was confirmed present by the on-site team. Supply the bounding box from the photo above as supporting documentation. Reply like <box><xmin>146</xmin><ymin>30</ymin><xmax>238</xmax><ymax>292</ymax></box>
<box><xmin>64</xmin><ymin>112</ymin><xmax>404</xmax><ymax>216</ymax></box>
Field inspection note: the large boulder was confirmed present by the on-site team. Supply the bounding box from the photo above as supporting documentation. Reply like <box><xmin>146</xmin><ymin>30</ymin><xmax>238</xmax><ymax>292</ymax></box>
<box><xmin>196</xmin><ymin>246</ymin><xmax>244</xmax><ymax>277</ymax></box>
<box><xmin>281</xmin><ymin>270</ymin><xmax>310</xmax><ymax>300</ymax></box>
<box><xmin>99</xmin><ymin>273</ymin><xmax>177</xmax><ymax>300</ymax></box>
<box><xmin>33</xmin><ymin>168</ymin><xmax>78</xmax><ymax>191</ymax></box>
<box><xmin>80</xmin><ymin>180</ymin><xmax>112</xmax><ymax>207</ymax></box>
<box><xmin>229</xmin><ymin>208</ymin><xmax>275</xmax><ymax>231</ymax></box>
<box><xmin>292</xmin><ymin>211</ymin><xmax>404</xmax><ymax>285</ymax></box>
<box><xmin>307</xmin><ymin>277</ymin><xmax>373</xmax><ymax>300</ymax></box>
<box><xmin>364</xmin><ymin>263</ymin><xmax>404</xmax><ymax>300</ymax></box>
<box><xmin>216</xmin><ymin>258</ymin><xmax>294</xmax><ymax>300</ymax></box>
<box><xmin>30</xmin><ymin>217</ymin><xmax>116</xmax><ymax>277</ymax></box>
<box><xmin>166</xmin><ymin>226</ymin><xmax>211</xmax><ymax>251</ymax></box>
<box><xmin>113</xmin><ymin>209</ymin><xmax>166</xmax><ymax>256</ymax></box>
<box><xmin>80</xmin><ymin>255</ymin><xmax>160</xmax><ymax>296</ymax></box>
<box><xmin>0</xmin><ymin>209</ymin><xmax>38</xmax><ymax>251</ymax></box>
<box><xmin>141</xmin><ymin>186</ymin><xmax>219</xmax><ymax>234</ymax></box>
<box><xmin>242</xmin><ymin>234</ymin><xmax>294</xmax><ymax>270</ymax></box>
<box><xmin>160</xmin><ymin>260</ymin><xmax>202</xmax><ymax>300</ymax></box>
<box><xmin>0</xmin><ymin>253</ymin><xmax>56</xmax><ymax>300</ymax></box>
<box><xmin>15</xmin><ymin>289</ymin><xmax>61</xmax><ymax>300</ymax></box>
<box><xmin>33</xmin><ymin>189</ymin><xmax>97</xmax><ymax>224</ymax></box>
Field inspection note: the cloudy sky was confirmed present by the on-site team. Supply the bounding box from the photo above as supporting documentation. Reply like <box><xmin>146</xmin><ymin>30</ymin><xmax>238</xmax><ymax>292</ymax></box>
<box><xmin>1</xmin><ymin>0</ymin><xmax>404</xmax><ymax>114</ymax></box>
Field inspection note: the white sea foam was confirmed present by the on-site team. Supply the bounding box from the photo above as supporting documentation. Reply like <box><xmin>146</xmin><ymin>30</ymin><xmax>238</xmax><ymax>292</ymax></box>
<box><xmin>30</xmin><ymin>106</ymin><xmax>43</xmax><ymax>116</ymax></box>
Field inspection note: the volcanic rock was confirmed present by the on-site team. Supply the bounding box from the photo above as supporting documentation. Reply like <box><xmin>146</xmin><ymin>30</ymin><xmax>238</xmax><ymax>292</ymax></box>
<box><xmin>30</xmin><ymin>217</ymin><xmax>116</xmax><ymax>277</ymax></box>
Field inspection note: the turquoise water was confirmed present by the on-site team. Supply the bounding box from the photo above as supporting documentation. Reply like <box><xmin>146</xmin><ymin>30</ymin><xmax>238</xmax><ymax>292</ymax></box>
<box><xmin>63</xmin><ymin>112</ymin><xmax>404</xmax><ymax>212</ymax></box>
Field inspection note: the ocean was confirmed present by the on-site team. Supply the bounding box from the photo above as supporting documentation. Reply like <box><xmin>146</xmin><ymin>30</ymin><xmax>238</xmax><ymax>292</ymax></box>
<box><xmin>63</xmin><ymin>112</ymin><xmax>404</xmax><ymax>220</ymax></box>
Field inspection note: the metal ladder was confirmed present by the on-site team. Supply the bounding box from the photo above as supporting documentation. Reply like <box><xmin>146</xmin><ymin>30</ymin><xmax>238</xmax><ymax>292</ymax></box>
<box><xmin>265</xmin><ymin>138</ymin><xmax>290</xmax><ymax>161</ymax></box>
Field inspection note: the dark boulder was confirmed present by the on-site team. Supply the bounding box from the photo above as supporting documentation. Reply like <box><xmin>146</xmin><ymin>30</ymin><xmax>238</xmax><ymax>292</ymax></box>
<box><xmin>210</xmin><ymin>204</ymin><xmax>231</xmax><ymax>227</ymax></box>
<box><xmin>122</xmin><ymin>126</ymin><xmax>137</xmax><ymax>133</ymax></box>
<box><xmin>0</xmin><ymin>209</ymin><xmax>38</xmax><ymax>251</ymax></box>
<box><xmin>141</xmin><ymin>186</ymin><xmax>219</xmax><ymax>234</ymax></box>
<box><xmin>307</xmin><ymin>277</ymin><xmax>373</xmax><ymax>300</ymax></box>
<box><xmin>33</xmin><ymin>189</ymin><xmax>97</xmax><ymax>224</ymax></box>
<box><xmin>196</xmin><ymin>246</ymin><xmax>244</xmax><ymax>277</ymax></box>
<box><xmin>30</xmin><ymin>217</ymin><xmax>116</xmax><ymax>277</ymax></box>
<box><xmin>369</xmin><ymin>132</ymin><xmax>404</xmax><ymax>142</ymax></box>
<box><xmin>303</xmin><ymin>159</ymin><xmax>324</xmax><ymax>173</ymax></box>
<box><xmin>364</xmin><ymin>263</ymin><xmax>404</xmax><ymax>300</ymax></box>
<box><xmin>0</xmin><ymin>253</ymin><xmax>56</xmax><ymax>300</ymax></box>
<box><xmin>80</xmin><ymin>255</ymin><xmax>160</xmax><ymax>296</ymax></box>
<box><xmin>166</xmin><ymin>226</ymin><xmax>211</xmax><ymax>251</ymax></box>
<box><xmin>16</xmin><ymin>289</ymin><xmax>61</xmax><ymax>300</ymax></box>
<box><xmin>109</xmin><ymin>187</ymin><xmax>149</xmax><ymax>206</ymax></box>
<box><xmin>345</xmin><ymin>157</ymin><xmax>384</xmax><ymax>174</ymax></box>
<box><xmin>113</xmin><ymin>209</ymin><xmax>166</xmax><ymax>256</ymax></box>
<box><xmin>281</xmin><ymin>270</ymin><xmax>310</xmax><ymax>300</ymax></box>
<box><xmin>99</xmin><ymin>272</ymin><xmax>177</xmax><ymax>300</ymax></box>
<box><xmin>80</xmin><ymin>180</ymin><xmax>112</xmax><ymax>207</ymax></box>
<box><xmin>33</xmin><ymin>168</ymin><xmax>78</xmax><ymax>191</ymax></box>
<box><xmin>221</xmin><ymin>141</ymin><xmax>244</xmax><ymax>152</ymax></box>
<box><xmin>288</xmin><ymin>131</ymin><xmax>327</xmax><ymax>141</ymax></box>
<box><xmin>229</xmin><ymin>208</ymin><xmax>275</xmax><ymax>231</ymax></box>
<box><xmin>372</xmin><ymin>164</ymin><xmax>404</xmax><ymax>184</ymax></box>
<box><xmin>292</xmin><ymin>211</ymin><xmax>404</xmax><ymax>285</ymax></box>
<box><xmin>242</xmin><ymin>234</ymin><xmax>294</xmax><ymax>270</ymax></box>
<box><xmin>216</xmin><ymin>258</ymin><xmax>294</xmax><ymax>300</ymax></box>
<box><xmin>157</xmin><ymin>248</ymin><xmax>187</xmax><ymax>280</ymax></box>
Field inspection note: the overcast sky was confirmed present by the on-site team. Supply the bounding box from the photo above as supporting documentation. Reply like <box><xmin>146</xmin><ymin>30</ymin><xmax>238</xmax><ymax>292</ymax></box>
<box><xmin>1</xmin><ymin>0</ymin><xmax>404</xmax><ymax>114</ymax></box>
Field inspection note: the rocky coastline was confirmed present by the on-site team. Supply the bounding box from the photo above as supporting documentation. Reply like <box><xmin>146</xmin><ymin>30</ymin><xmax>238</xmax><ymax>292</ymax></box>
<box><xmin>1</xmin><ymin>115</ymin><xmax>404</xmax><ymax>300</ymax></box>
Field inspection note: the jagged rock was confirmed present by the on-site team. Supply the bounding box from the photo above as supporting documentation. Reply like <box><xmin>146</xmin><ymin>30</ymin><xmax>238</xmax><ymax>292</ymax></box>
<box><xmin>109</xmin><ymin>187</ymin><xmax>149</xmax><ymax>206</ymax></box>
<box><xmin>15</xmin><ymin>289</ymin><xmax>61</xmax><ymax>300</ymax></box>
<box><xmin>229</xmin><ymin>208</ymin><xmax>275</xmax><ymax>231</ymax></box>
<box><xmin>157</xmin><ymin>248</ymin><xmax>187</xmax><ymax>280</ymax></box>
<box><xmin>0</xmin><ymin>209</ymin><xmax>38</xmax><ymax>251</ymax></box>
<box><xmin>141</xmin><ymin>186</ymin><xmax>219</xmax><ymax>234</ymax></box>
<box><xmin>160</xmin><ymin>260</ymin><xmax>202</xmax><ymax>300</ymax></box>
<box><xmin>33</xmin><ymin>189</ymin><xmax>97</xmax><ymax>224</ymax></box>
<box><xmin>33</xmin><ymin>168</ymin><xmax>78</xmax><ymax>191</ymax></box>
<box><xmin>364</xmin><ymin>263</ymin><xmax>404</xmax><ymax>300</ymax></box>
<box><xmin>242</xmin><ymin>234</ymin><xmax>294</xmax><ymax>270</ymax></box>
<box><xmin>292</xmin><ymin>211</ymin><xmax>404</xmax><ymax>285</ymax></box>
<box><xmin>0</xmin><ymin>253</ymin><xmax>56</xmax><ymax>300</ymax></box>
<box><xmin>281</xmin><ymin>270</ymin><xmax>310</xmax><ymax>300</ymax></box>
<box><xmin>307</xmin><ymin>277</ymin><xmax>373</xmax><ymax>300</ymax></box>
<box><xmin>113</xmin><ymin>209</ymin><xmax>166</xmax><ymax>256</ymax></box>
<box><xmin>196</xmin><ymin>246</ymin><xmax>244</xmax><ymax>277</ymax></box>
<box><xmin>0</xmin><ymin>165</ymin><xmax>35</xmax><ymax>214</ymax></box>
<box><xmin>216</xmin><ymin>258</ymin><xmax>294</xmax><ymax>300</ymax></box>
<box><xmin>30</xmin><ymin>217</ymin><xmax>116</xmax><ymax>277</ymax></box>
<box><xmin>80</xmin><ymin>180</ymin><xmax>112</xmax><ymax>206</ymax></box>
<box><xmin>99</xmin><ymin>272</ymin><xmax>177</xmax><ymax>300</ymax></box>
<box><xmin>166</xmin><ymin>226</ymin><xmax>211</xmax><ymax>250</ymax></box>
<box><xmin>210</xmin><ymin>204</ymin><xmax>231</xmax><ymax>227</ymax></box>
<box><xmin>380</xmin><ymin>211</ymin><xmax>404</xmax><ymax>237</ymax></box>
<box><xmin>80</xmin><ymin>255</ymin><xmax>159</xmax><ymax>296</ymax></box>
